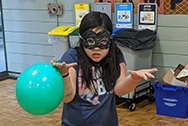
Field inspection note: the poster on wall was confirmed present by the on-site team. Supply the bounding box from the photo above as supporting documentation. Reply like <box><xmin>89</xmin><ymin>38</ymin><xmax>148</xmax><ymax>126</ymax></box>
<box><xmin>139</xmin><ymin>0</ymin><xmax>164</xmax><ymax>14</ymax></box>
<box><xmin>94</xmin><ymin>3</ymin><xmax>112</xmax><ymax>19</ymax></box>
<box><xmin>115</xmin><ymin>3</ymin><xmax>133</xmax><ymax>28</ymax></box>
<box><xmin>164</xmin><ymin>0</ymin><xmax>188</xmax><ymax>14</ymax></box>
<box><xmin>137</xmin><ymin>3</ymin><xmax>157</xmax><ymax>30</ymax></box>
<box><xmin>74</xmin><ymin>3</ymin><xmax>90</xmax><ymax>26</ymax></box>
<box><xmin>115</xmin><ymin>0</ymin><xmax>139</xmax><ymax>13</ymax></box>
<box><xmin>94</xmin><ymin>0</ymin><xmax>116</xmax><ymax>12</ymax></box>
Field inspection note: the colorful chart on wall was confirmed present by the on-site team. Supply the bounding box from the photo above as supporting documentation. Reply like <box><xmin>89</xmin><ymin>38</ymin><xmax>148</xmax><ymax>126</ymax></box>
<box><xmin>115</xmin><ymin>3</ymin><xmax>133</xmax><ymax>28</ymax></box>
<box><xmin>137</xmin><ymin>3</ymin><xmax>157</xmax><ymax>30</ymax></box>
<box><xmin>164</xmin><ymin>0</ymin><xmax>188</xmax><ymax>14</ymax></box>
<box><xmin>115</xmin><ymin>0</ymin><xmax>139</xmax><ymax>13</ymax></box>
<box><xmin>94</xmin><ymin>0</ymin><xmax>116</xmax><ymax>12</ymax></box>
<box><xmin>139</xmin><ymin>0</ymin><xmax>164</xmax><ymax>14</ymax></box>
<box><xmin>74</xmin><ymin>3</ymin><xmax>90</xmax><ymax>26</ymax></box>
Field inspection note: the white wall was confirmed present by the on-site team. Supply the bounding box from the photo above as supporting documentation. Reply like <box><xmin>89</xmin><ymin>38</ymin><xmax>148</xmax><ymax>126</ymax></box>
<box><xmin>2</xmin><ymin>0</ymin><xmax>188</xmax><ymax>80</ymax></box>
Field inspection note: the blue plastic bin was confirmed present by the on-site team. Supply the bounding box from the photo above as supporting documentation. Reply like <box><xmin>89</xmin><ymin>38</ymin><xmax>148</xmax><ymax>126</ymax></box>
<box><xmin>153</xmin><ymin>82</ymin><xmax>188</xmax><ymax>118</ymax></box>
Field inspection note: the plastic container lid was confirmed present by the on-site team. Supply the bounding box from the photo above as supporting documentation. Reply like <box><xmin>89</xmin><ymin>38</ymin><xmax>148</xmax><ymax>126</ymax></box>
<box><xmin>69</xmin><ymin>28</ymin><xmax>79</xmax><ymax>36</ymax></box>
<box><xmin>48</xmin><ymin>26</ymin><xmax>79</xmax><ymax>36</ymax></box>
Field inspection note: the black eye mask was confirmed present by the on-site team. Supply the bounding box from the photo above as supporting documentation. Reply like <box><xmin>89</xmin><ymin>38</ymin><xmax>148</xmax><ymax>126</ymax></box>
<box><xmin>80</xmin><ymin>30</ymin><xmax>111</xmax><ymax>49</ymax></box>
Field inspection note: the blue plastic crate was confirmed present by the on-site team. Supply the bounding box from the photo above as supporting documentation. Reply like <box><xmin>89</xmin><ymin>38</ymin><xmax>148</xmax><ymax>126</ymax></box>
<box><xmin>153</xmin><ymin>82</ymin><xmax>188</xmax><ymax>118</ymax></box>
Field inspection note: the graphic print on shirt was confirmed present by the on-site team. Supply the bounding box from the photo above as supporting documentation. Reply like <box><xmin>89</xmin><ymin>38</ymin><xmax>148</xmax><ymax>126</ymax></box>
<box><xmin>78</xmin><ymin>66</ymin><xmax>112</xmax><ymax>105</ymax></box>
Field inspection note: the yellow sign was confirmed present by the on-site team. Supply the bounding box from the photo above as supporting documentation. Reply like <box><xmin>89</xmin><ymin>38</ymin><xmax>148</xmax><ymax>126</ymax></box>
<box><xmin>74</xmin><ymin>3</ymin><xmax>90</xmax><ymax>26</ymax></box>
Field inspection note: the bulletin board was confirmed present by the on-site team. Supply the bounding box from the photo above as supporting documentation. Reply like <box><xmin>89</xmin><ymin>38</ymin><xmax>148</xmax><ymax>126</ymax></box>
<box><xmin>137</xmin><ymin>3</ymin><xmax>157</xmax><ymax>30</ymax></box>
<box><xmin>116</xmin><ymin>0</ymin><xmax>139</xmax><ymax>13</ymax></box>
<box><xmin>94</xmin><ymin>0</ymin><xmax>116</xmax><ymax>12</ymax></box>
<box><xmin>94</xmin><ymin>3</ymin><xmax>112</xmax><ymax>19</ymax></box>
<box><xmin>74</xmin><ymin>3</ymin><xmax>90</xmax><ymax>26</ymax></box>
<box><xmin>139</xmin><ymin>0</ymin><xmax>164</xmax><ymax>14</ymax></box>
<box><xmin>164</xmin><ymin>0</ymin><xmax>188</xmax><ymax>14</ymax></box>
<box><xmin>115</xmin><ymin>3</ymin><xmax>133</xmax><ymax>28</ymax></box>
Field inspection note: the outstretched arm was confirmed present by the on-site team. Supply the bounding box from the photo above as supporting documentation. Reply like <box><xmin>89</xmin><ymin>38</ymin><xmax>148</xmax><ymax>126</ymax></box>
<box><xmin>114</xmin><ymin>63</ymin><xmax>157</xmax><ymax>96</ymax></box>
<box><xmin>51</xmin><ymin>58</ymin><xmax>77</xmax><ymax>103</ymax></box>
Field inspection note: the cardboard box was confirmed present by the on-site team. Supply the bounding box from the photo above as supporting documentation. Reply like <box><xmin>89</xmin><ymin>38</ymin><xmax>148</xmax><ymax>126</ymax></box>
<box><xmin>158</xmin><ymin>63</ymin><xmax>188</xmax><ymax>87</ymax></box>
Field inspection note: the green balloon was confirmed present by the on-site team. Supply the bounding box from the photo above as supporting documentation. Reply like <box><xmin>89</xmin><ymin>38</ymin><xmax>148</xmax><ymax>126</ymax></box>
<box><xmin>15</xmin><ymin>63</ymin><xmax>64</xmax><ymax>115</ymax></box>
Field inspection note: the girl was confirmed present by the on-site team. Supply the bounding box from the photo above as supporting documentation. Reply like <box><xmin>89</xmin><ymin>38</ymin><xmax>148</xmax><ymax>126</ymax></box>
<box><xmin>51</xmin><ymin>11</ymin><xmax>157</xmax><ymax>126</ymax></box>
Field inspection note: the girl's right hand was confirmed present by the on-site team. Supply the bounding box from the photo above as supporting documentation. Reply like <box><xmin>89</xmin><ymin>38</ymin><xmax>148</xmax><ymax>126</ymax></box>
<box><xmin>50</xmin><ymin>58</ymin><xmax>77</xmax><ymax>76</ymax></box>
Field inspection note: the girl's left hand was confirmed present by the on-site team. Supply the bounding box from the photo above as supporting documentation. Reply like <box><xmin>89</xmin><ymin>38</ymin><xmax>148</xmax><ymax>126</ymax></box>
<box><xmin>127</xmin><ymin>68</ymin><xmax>158</xmax><ymax>81</ymax></box>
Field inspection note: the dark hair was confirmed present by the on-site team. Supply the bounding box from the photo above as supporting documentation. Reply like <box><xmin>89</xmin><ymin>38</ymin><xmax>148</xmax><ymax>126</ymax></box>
<box><xmin>75</xmin><ymin>11</ymin><xmax>122</xmax><ymax>92</ymax></box>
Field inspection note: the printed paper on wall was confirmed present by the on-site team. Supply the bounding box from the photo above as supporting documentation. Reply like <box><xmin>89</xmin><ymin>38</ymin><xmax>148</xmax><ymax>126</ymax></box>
<box><xmin>94</xmin><ymin>0</ymin><xmax>116</xmax><ymax>12</ymax></box>
<box><xmin>139</xmin><ymin>0</ymin><xmax>164</xmax><ymax>13</ymax></box>
<box><xmin>74</xmin><ymin>3</ymin><xmax>90</xmax><ymax>26</ymax></box>
<box><xmin>115</xmin><ymin>0</ymin><xmax>139</xmax><ymax>13</ymax></box>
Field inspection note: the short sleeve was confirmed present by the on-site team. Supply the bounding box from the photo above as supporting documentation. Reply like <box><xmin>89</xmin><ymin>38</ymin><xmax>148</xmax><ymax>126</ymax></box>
<box><xmin>119</xmin><ymin>51</ymin><xmax>126</xmax><ymax>64</ymax></box>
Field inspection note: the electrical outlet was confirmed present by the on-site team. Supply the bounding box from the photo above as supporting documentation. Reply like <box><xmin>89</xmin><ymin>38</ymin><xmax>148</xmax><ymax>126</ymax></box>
<box><xmin>47</xmin><ymin>3</ymin><xmax>62</xmax><ymax>15</ymax></box>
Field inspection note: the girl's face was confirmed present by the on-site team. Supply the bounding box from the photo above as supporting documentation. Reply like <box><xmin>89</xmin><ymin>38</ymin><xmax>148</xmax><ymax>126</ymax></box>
<box><xmin>83</xmin><ymin>27</ymin><xmax>110</xmax><ymax>63</ymax></box>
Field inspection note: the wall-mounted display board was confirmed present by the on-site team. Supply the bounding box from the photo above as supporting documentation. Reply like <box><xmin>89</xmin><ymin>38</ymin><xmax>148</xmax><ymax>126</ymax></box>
<box><xmin>137</xmin><ymin>3</ymin><xmax>157</xmax><ymax>31</ymax></box>
<box><xmin>164</xmin><ymin>0</ymin><xmax>188</xmax><ymax>14</ymax></box>
<box><xmin>115</xmin><ymin>3</ymin><xmax>133</xmax><ymax>28</ymax></box>
<box><xmin>94</xmin><ymin>0</ymin><xmax>116</xmax><ymax>12</ymax></box>
<box><xmin>74</xmin><ymin>2</ymin><xmax>90</xmax><ymax>26</ymax></box>
<box><xmin>94</xmin><ymin>2</ymin><xmax>112</xmax><ymax>19</ymax></box>
<box><xmin>139</xmin><ymin>0</ymin><xmax>164</xmax><ymax>14</ymax></box>
<box><xmin>116</xmin><ymin>0</ymin><xmax>139</xmax><ymax>13</ymax></box>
